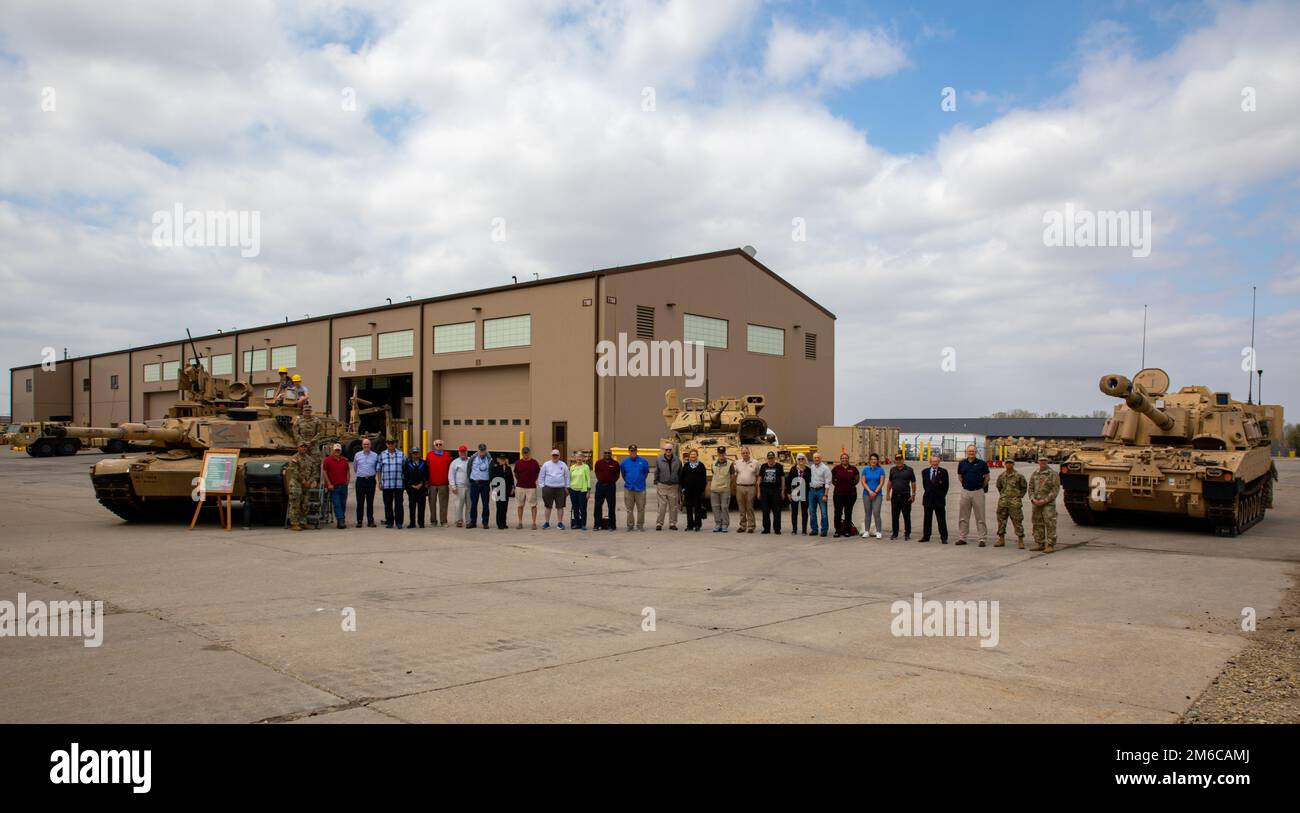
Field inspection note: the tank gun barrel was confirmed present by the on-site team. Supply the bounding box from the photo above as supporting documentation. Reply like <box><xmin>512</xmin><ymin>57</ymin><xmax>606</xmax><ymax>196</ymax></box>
<box><xmin>46</xmin><ymin>423</ymin><xmax>186</xmax><ymax>443</ymax></box>
<box><xmin>1099</xmin><ymin>374</ymin><xmax>1175</xmax><ymax>431</ymax></box>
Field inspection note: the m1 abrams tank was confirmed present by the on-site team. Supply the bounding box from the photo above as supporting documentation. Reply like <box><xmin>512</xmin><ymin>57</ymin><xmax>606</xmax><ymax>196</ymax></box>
<box><xmin>660</xmin><ymin>389</ymin><xmax>792</xmax><ymax>485</ymax></box>
<box><xmin>1060</xmin><ymin>368</ymin><xmax>1282</xmax><ymax>537</ymax></box>
<box><xmin>990</xmin><ymin>437</ymin><xmax>1082</xmax><ymax>463</ymax></box>
<box><xmin>51</xmin><ymin>337</ymin><xmax>403</xmax><ymax>525</ymax></box>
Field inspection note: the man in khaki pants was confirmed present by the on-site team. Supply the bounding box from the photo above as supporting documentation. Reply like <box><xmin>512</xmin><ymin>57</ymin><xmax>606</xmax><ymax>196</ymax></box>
<box><xmin>955</xmin><ymin>444</ymin><xmax>991</xmax><ymax>546</ymax></box>
<box><xmin>654</xmin><ymin>445</ymin><xmax>682</xmax><ymax>531</ymax></box>
<box><xmin>732</xmin><ymin>446</ymin><xmax>761</xmax><ymax>533</ymax></box>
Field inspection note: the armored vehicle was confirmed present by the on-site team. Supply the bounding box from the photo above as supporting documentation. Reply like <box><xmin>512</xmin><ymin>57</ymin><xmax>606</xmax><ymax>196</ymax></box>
<box><xmin>817</xmin><ymin>425</ymin><xmax>900</xmax><ymax>465</ymax></box>
<box><xmin>51</xmin><ymin>339</ymin><xmax>404</xmax><ymax>525</ymax></box>
<box><xmin>661</xmin><ymin>389</ymin><xmax>792</xmax><ymax>468</ymax></box>
<box><xmin>1060</xmin><ymin>368</ymin><xmax>1281</xmax><ymax>537</ymax></box>
<box><xmin>3</xmin><ymin>420</ymin><xmax>113</xmax><ymax>456</ymax></box>
<box><xmin>989</xmin><ymin>436</ymin><xmax>1082</xmax><ymax>463</ymax></box>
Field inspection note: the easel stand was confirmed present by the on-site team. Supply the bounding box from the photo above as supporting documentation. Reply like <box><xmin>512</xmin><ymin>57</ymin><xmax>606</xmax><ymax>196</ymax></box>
<box><xmin>189</xmin><ymin>495</ymin><xmax>233</xmax><ymax>530</ymax></box>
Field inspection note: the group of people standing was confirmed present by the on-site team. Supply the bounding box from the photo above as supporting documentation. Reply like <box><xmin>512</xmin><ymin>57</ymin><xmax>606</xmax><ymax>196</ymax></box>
<box><xmin>816</xmin><ymin>444</ymin><xmax>1062</xmax><ymax>553</ymax></box>
<box><xmin>287</xmin><ymin>426</ymin><xmax>1062</xmax><ymax>552</ymax></box>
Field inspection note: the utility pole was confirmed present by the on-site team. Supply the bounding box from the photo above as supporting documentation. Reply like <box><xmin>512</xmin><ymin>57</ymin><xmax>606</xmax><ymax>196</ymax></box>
<box><xmin>1247</xmin><ymin>286</ymin><xmax>1256</xmax><ymax>404</ymax></box>
<box><xmin>1140</xmin><ymin>304</ymin><xmax>1147</xmax><ymax>369</ymax></box>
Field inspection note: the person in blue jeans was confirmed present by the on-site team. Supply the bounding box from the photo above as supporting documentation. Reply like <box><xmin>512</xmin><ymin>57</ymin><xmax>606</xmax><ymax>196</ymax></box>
<box><xmin>467</xmin><ymin>443</ymin><xmax>492</xmax><ymax>528</ymax></box>
<box><xmin>808</xmin><ymin>451</ymin><xmax>832</xmax><ymax>536</ymax></box>
<box><xmin>859</xmin><ymin>453</ymin><xmax>886</xmax><ymax>538</ymax></box>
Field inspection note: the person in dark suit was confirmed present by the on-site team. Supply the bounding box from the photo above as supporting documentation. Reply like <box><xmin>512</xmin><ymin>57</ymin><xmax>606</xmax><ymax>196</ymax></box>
<box><xmin>919</xmin><ymin>453</ymin><xmax>949</xmax><ymax>543</ymax></box>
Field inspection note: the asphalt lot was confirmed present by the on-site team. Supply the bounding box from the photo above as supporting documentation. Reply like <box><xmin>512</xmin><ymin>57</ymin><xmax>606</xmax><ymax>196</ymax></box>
<box><xmin>1</xmin><ymin>450</ymin><xmax>1296</xmax><ymax>723</ymax></box>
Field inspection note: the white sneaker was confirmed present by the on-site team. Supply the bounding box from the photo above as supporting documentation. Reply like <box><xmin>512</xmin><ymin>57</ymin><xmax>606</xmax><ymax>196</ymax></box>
<box><xmin>860</xmin><ymin>530</ymin><xmax>869</xmax><ymax>538</ymax></box>
<box><xmin>875</xmin><ymin>531</ymin><xmax>882</xmax><ymax>539</ymax></box>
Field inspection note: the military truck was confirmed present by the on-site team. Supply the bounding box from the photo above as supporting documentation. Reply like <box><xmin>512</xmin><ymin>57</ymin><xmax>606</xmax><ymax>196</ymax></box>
<box><xmin>4</xmin><ymin>420</ymin><xmax>123</xmax><ymax>456</ymax></box>
<box><xmin>1061</xmin><ymin>368</ymin><xmax>1281</xmax><ymax>537</ymax></box>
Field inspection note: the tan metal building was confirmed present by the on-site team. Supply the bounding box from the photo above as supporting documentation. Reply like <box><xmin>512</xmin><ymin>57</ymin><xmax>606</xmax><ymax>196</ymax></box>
<box><xmin>9</xmin><ymin>249</ymin><xmax>835</xmax><ymax>452</ymax></box>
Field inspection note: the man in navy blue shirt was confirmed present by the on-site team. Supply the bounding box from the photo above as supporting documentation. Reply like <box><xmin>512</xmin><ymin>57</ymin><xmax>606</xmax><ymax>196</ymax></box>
<box><xmin>955</xmin><ymin>444</ymin><xmax>990</xmax><ymax>546</ymax></box>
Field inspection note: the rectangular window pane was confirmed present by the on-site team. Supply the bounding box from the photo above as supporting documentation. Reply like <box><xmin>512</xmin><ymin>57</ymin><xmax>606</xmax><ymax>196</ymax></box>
<box><xmin>434</xmin><ymin>322</ymin><xmax>475</xmax><ymax>354</ymax></box>
<box><xmin>340</xmin><ymin>335</ymin><xmax>372</xmax><ymax>364</ymax></box>
<box><xmin>162</xmin><ymin>361</ymin><xmax>180</xmax><ymax>380</ymax></box>
<box><xmin>242</xmin><ymin>349</ymin><xmax>267</xmax><ymax>372</ymax></box>
<box><xmin>211</xmin><ymin>354</ymin><xmax>233</xmax><ymax>376</ymax></box>
<box><xmin>271</xmin><ymin>345</ymin><xmax>297</xmax><ymax>370</ymax></box>
<box><xmin>684</xmin><ymin>314</ymin><xmax>728</xmax><ymax>349</ymax></box>
<box><xmin>110</xmin><ymin>375</ymin><xmax>120</xmax><ymax>390</ymax></box>
<box><xmin>189</xmin><ymin>356</ymin><xmax>210</xmax><ymax>371</ymax></box>
<box><xmin>144</xmin><ymin>363</ymin><xmax>161</xmax><ymax>383</ymax></box>
<box><xmin>377</xmin><ymin>329</ymin><xmax>414</xmax><ymax>359</ymax></box>
<box><xmin>747</xmin><ymin>324</ymin><xmax>784</xmax><ymax>356</ymax></box>
<box><xmin>83</xmin><ymin>378</ymin><xmax>91</xmax><ymax>391</ymax></box>
<box><xmin>483</xmin><ymin>315</ymin><xmax>530</xmax><ymax>349</ymax></box>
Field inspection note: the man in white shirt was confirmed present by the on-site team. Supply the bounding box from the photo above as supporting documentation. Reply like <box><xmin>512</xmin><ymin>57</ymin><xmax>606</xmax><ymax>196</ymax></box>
<box><xmin>538</xmin><ymin>449</ymin><xmax>571</xmax><ymax>529</ymax></box>
<box><xmin>448</xmin><ymin>445</ymin><xmax>470</xmax><ymax>527</ymax></box>
<box><xmin>808</xmin><ymin>451</ymin><xmax>833</xmax><ymax>537</ymax></box>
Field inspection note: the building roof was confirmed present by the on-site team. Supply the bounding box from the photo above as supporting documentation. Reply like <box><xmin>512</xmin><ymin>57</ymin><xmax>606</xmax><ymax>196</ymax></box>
<box><xmin>11</xmin><ymin>248</ymin><xmax>833</xmax><ymax>370</ymax></box>
<box><xmin>858</xmin><ymin>417</ymin><xmax>1106</xmax><ymax>438</ymax></box>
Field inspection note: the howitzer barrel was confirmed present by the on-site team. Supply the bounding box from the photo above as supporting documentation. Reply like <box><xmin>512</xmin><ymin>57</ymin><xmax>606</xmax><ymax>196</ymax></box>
<box><xmin>46</xmin><ymin>423</ymin><xmax>186</xmax><ymax>443</ymax></box>
<box><xmin>1099</xmin><ymin>374</ymin><xmax>1175</xmax><ymax>431</ymax></box>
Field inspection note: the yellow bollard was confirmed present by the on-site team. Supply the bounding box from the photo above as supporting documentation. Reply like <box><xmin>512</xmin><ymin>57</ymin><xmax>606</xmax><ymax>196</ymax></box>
<box><xmin>402</xmin><ymin>429</ymin><xmax>409</xmax><ymax>455</ymax></box>
<box><xmin>593</xmin><ymin>431</ymin><xmax>599</xmax><ymax>459</ymax></box>
<box><xmin>519</xmin><ymin>430</ymin><xmax>525</xmax><ymax>455</ymax></box>
<box><xmin>421</xmin><ymin>429</ymin><xmax>427</xmax><ymax>455</ymax></box>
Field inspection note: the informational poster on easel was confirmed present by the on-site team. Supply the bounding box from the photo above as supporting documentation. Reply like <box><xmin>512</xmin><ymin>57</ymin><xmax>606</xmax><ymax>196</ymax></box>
<box><xmin>190</xmin><ymin>448</ymin><xmax>239</xmax><ymax>531</ymax></box>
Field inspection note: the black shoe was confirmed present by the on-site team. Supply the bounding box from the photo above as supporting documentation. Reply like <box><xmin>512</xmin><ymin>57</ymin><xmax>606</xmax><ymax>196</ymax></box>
<box><xmin>832</xmin><ymin>532</ymin><xmax>840</xmax><ymax>538</ymax></box>
<box><xmin>904</xmin><ymin>534</ymin><xmax>911</xmax><ymax>540</ymax></box>
<box><xmin>821</xmin><ymin>531</ymin><xmax>828</xmax><ymax>537</ymax></box>
<box><xmin>941</xmin><ymin>538</ymin><xmax>948</xmax><ymax>544</ymax></box>
<box><xmin>890</xmin><ymin>534</ymin><xmax>898</xmax><ymax>540</ymax></box>
<box><xmin>368</xmin><ymin>522</ymin><xmax>377</xmax><ymax>528</ymax></box>
<box><xmin>467</xmin><ymin>523</ymin><xmax>477</xmax><ymax>529</ymax></box>
<box><xmin>918</xmin><ymin>536</ymin><xmax>930</xmax><ymax>542</ymax></box>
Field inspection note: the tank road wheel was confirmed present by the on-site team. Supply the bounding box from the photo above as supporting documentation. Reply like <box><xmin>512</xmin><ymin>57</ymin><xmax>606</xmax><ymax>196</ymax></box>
<box><xmin>29</xmin><ymin>438</ymin><xmax>55</xmax><ymax>457</ymax></box>
<box><xmin>1208</xmin><ymin>475</ymin><xmax>1267</xmax><ymax>538</ymax></box>
<box><xmin>1063</xmin><ymin>492</ymin><xmax>1098</xmax><ymax>526</ymax></box>
<box><xmin>56</xmin><ymin>438</ymin><xmax>80</xmax><ymax>456</ymax></box>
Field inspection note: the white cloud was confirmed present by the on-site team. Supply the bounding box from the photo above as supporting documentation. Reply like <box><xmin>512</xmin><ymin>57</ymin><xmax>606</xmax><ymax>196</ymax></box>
<box><xmin>0</xmin><ymin>0</ymin><xmax>1297</xmax><ymax>422</ymax></box>
<box><xmin>763</xmin><ymin>18</ymin><xmax>907</xmax><ymax>89</ymax></box>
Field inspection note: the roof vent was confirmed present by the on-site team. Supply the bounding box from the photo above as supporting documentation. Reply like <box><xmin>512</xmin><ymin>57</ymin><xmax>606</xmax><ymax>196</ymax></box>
<box><xmin>742</xmin><ymin>245</ymin><xmax>756</xmax><ymax>258</ymax></box>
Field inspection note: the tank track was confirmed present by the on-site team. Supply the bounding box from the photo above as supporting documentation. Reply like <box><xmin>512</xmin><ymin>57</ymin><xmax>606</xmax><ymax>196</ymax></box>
<box><xmin>1063</xmin><ymin>491</ymin><xmax>1098</xmax><ymax>526</ymax></box>
<box><xmin>91</xmin><ymin>472</ymin><xmax>146</xmax><ymax>521</ymax></box>
<box><xmin>1206</xmin><ymin>474</ymin><xmax>1267</xmax><ymax>538</ymax></box>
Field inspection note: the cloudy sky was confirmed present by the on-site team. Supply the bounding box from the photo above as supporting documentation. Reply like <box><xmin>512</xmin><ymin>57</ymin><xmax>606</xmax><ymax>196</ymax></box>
<box><xmin>1</xmin><ymin>0</ymin><xmax>1297</xmax><ymax>424</ymax></box>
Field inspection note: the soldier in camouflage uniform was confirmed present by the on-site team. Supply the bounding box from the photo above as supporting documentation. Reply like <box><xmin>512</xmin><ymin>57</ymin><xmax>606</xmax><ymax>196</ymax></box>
<box><xmin>994</xmin><ymin>460</ymin><xmax>1028</xmax><ymax>548</ymax></box>
<box><xmin>1027</xmin><ymin>454</ymin><xmax>1061</xmax><ymax>553</ymax></box>
<box><xmin>287</xmin><ymin>441</ymin><xmax>317</xmax><ymax>531</ymax></box>
<box><xmin>293</xmin><ymin>403</ymin><xmax>325</xmax><ymax>479</ymax></box>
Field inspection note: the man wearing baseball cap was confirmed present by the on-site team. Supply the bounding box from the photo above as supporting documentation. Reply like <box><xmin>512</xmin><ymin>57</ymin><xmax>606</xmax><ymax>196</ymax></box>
<box><xmin>538</xmin><ymin>448</ymin><xmax>571</xmax><ymax>529</ymax></box>
<box><xmin>321</xmin><ymin>442</ymin><xmax>351</xmax><ymax>529</ymax></box>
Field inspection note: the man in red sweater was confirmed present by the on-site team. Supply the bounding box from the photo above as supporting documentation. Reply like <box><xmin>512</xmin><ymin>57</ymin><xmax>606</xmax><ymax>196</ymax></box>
<box><xmin>592</xmin><ymin>449</ymin><xmax>621</xmax><ymax>531</ymax></box>
<box><xmin>425</xmin><ymin>439</ymin><xmax>453</xmax><ymax>527</ymax></box>
<box><xmin>513</xmin><ymin>447</ymin><xmax>542</xmax><ymax>530</ymax></box>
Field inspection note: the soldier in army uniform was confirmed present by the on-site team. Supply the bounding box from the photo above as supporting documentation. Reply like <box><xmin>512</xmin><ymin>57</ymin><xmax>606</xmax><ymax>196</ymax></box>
<box><xmin>293</xmin><ymin>403</ymin><xmax>325</xmax><ymax>477</ymax></box>
<box><xmin>1028</xmin><ymin>453</ymin><xmax>1061</xmax><ymax>553</ymax></box>
<box><xmin>287</xmin><ymin>441</ymin><xmax>318</xmax><ymax>531</ymax></box>
<box><xmin>995</xmin><ymin>459</ymin><xmax>1027</xmax><ymax>548</ymax></box>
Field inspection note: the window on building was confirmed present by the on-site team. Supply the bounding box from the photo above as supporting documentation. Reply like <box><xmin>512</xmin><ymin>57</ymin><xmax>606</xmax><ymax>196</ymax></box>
<box><xmin>25</xmin><ymin>377</ymin><xmax>33</xmax><ymax>392</ymax></box>
<box><xmin>442</xmin><ymin>419</ymin><xmax>450</xmax><ymax>425</ymax></box>
<box><xmin>483</xmin><ymin>315</ymin><xmax>531</xmax><ymax>349</ymax></box>
<box><xmin>377</xmin><ymin>329</ymin><xmax>414</xmax><ymax>359</ymax></box>
<box><xmin>143</xmin><ymin>363</ymin><xmax>161</xmax><ymax>383</ymax></box>
<box><xmin>339</xmin><ymin>335</ymin><xmax>372</xmax><ymax>364</ymax></box>
<box><xmin>189</xmin><ymin>356</ymin><xmax>210</xmax><ymax>371</ymax></box>
<box><xmin>434</xmin><ymin>322</ymin><xmax>475</xmax><ymax>354</ymax></box>
<box><xmin>512</xmin><ymin>419</ymin><xmax>522</xmax><ymax>426</ymax></box>
<box><xmin>804</xmin><ymin>333</ymin><xmax>817</xmax><ymax>360</ymax></box>
<box><xmin>83</xmin><ymin>378</ymin><xmax>91</xmax><ymax>392</ymax></box>
<box><xmin>270</xmin><ymin>345</ymin><xmax>297</xmax><ymax>370</ymax></box>
<box><xmin>747</xmin><ymin>324</ymin><xmax>784</xmax><ymax>356</ymax></box>
<box><xmin>162</xmin><ymin>361</ymin><xmax>181</xmax><ymax>380</ymax></box>
<box><xmin>211</xmin><ymin>354</ymin><xmax>233</xmax><ymax>376</ymax></box>
<box><xmin>110</xmin><ymin>375</ymin><xmax>120</xmax><ymax>390</ymax></box>
<box><xmin>242</xmin><ymin>349</ymin><xmax>268</xmax><ymax>373</ymax></box>
<box><xmin>684</xmin><ymin>314</ymin><xmax>728</xmax><ymax>349</ymax></box>
<box><xmin>635</xmin><ymin>305</ymin><xmax>655</xmax><ymax>339</ymax></box>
